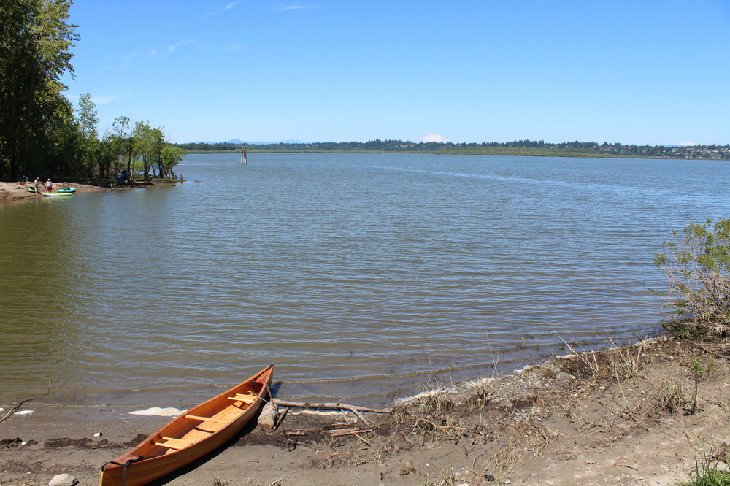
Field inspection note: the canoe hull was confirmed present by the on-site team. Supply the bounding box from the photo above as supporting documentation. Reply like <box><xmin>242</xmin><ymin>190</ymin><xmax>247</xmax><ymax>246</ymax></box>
<box><xmin>99</xmin><ymin>366</ymin><xmax>273</xmax><ymax>486</ymax></box>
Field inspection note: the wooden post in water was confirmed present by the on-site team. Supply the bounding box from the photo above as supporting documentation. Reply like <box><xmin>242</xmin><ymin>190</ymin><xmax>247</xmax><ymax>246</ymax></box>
<box><xmin>241</xmin><ymin>144</ymin><xmax>248</xmax><ymax>164</ymax></box>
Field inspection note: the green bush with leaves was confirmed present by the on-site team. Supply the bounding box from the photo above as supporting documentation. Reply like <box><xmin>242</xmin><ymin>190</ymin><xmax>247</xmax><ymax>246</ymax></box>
<box><xmin>655</xmin><ymin>218</ymin><xmax>730</xmax><ymax>340</ymax></box>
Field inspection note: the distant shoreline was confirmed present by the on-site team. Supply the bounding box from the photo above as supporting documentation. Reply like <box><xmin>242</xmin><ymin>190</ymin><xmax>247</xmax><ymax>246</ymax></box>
<box><xmin>176</xmin><ymin>139</ymin><xmax>730</xmax><ymax>161</ymax></box>
<box><xmin>180</xmin><ymin>148</ymin><xmax>729</xmax><ymax>161</ymax></box>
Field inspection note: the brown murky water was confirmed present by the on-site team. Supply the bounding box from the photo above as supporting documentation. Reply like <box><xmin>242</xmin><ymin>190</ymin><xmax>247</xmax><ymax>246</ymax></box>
<box><xmin>1</xmin><ymin>153</ymin><xmax>728</xmax><ymax>407</ymax></box>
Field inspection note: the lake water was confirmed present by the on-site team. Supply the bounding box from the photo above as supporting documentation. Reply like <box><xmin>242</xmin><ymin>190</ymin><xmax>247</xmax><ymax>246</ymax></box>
<box><xmin>1</xmin><ymin>153</ymin><xmax>728</xmax><ymax>408</ymax></box>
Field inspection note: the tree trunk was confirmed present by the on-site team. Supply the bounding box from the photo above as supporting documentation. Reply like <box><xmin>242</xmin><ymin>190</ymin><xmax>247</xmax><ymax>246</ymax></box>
<box><xmin>126</xmin><ymin>142</ymin><xmax>132</xmax><ymax>181</ymax></box>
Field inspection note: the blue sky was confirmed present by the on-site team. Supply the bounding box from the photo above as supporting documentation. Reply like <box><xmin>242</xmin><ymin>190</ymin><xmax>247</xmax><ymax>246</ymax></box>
<box><xmin>63</xmin><ymin>0</ymin><xmax>730</xmax><ymax>145</ymax></box>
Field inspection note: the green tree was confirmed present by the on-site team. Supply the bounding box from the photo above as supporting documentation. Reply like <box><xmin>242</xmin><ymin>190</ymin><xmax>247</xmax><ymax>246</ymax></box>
<box><xmin>111</xmin><ymin>115</ymin><xmax>133</xmax><ymax>178</ymax></box>
<box><xmin>133</xmin><ymin>121</ymin><xmax>164</xmax><ymax>180</ymax></box>
<box><xmin>159</xmin><ymin>144</ymin><xmax>183</xmax><ymax>178</ymax></box>
<box><xmin>0</xmin><ymin>0</ymin><xmax>78</xmax><ymax>180</ymax></box>
<box><xmin>96</xmin><ymin>134</ymin><xmax>116</xmax><ymax>179</ymax></box>
<box><xmin>75</xmin><ymin>93</ymin><xmax>99</xmax><ymax>178</ymax></box>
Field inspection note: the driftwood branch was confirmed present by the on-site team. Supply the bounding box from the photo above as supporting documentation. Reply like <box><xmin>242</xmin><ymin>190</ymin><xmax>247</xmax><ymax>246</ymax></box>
<box><xmin>276</xmin><ymin>406</ymin><xmax>289</xmax><ymax>429</ymax></box>
<box><xmin>0</xmin><ymin>399</ymin><xmax>32</xmax><ymax>425</ymax></box>
<box><xmin>271</xmin><ymin>399</ymin><xmax>390</xmax><ymax>413</ymax></box>
<box><xmin>354</xmin><ymin>433</ymin><xmax>371</xmax><ymax>448</ymax></box>
<box><xmin>271</xmin><ymin>399</ymin><xmax>390</xmax><ymax>426</ymax></box>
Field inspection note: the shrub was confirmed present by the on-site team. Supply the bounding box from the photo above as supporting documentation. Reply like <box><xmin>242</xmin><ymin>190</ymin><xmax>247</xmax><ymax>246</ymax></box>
<box><xmin>655</xmin><ymin>219</ymin><xmax>730</xmax><ymax>341</ymax></box>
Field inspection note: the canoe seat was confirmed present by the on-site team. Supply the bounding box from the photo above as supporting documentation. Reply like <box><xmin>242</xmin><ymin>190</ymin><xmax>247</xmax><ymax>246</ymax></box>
<box><xmin>227</xmin><ymin>393</ymin><xmax>257</xmax><ymax>404</ymax></box>
<box><xmin>185</xmin><ymin>414</ymin><xmax>226</xmax><ymax>432</ymax></box>
<box><xmin>154</xmin><ymin>437</ymin><xmax>196</xmax><ymax>450</ymax></box>
<box><xmin>194</xmin><ymin>422</ymin><xmax>219</xmax><ymax>433</ymax></box>
<box><xmin>185</xmin><ymin>414</ymin><xmax>226</xmax><ymax>424</ymax></box>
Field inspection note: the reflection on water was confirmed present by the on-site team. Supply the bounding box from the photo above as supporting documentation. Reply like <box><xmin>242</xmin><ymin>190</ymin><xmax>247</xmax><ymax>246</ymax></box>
<box><xmin>1</xmin><ymin>154</ymin><xmax>728</xmax><ymax>406</ymax></box>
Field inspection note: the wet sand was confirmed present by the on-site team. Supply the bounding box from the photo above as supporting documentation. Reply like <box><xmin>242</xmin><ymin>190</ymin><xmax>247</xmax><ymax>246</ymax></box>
<box><xmin>1</xmin><ymin>336</ymin><xmax>728</xmax><ymax>485</ymax></box>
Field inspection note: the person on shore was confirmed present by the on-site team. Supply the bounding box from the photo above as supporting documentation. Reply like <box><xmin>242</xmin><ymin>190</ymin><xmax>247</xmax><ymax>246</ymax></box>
<box><xmin>45</xmin><ymin>178</ymin><xmax>53</xmax><ymax>192</ymax></box>
<box><xmin>34</xmin><ymin>177</ymin><xmax>41</xmax><ymax>194</ymax></box>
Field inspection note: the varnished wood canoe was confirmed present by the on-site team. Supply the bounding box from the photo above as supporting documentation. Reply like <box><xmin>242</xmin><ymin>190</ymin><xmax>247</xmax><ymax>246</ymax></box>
<box><xmin>99</xmin><ymin>365</ymin><xmax>273</xmax><ymax>486</ymax></box>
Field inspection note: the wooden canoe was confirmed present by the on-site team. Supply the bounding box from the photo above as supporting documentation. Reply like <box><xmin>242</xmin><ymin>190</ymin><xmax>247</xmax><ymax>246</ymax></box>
<box><xmin>99</xmin><ymin>365</ymin><xmax>273</xmax><ymax>486</ymax></box>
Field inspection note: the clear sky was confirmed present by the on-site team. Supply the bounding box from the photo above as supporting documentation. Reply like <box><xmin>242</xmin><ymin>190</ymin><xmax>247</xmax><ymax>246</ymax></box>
<box><xmin>63</xmin><ymin>0</ymin><xmax>730</xmax><ymax>145</ymax></box>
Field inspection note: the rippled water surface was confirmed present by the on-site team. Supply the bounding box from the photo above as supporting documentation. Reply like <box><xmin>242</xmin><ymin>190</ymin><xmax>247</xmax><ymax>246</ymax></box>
<box><xmin>1</xmin><ymin>153</ymin><xmax>728</xmax><ymax>406</ymax></box>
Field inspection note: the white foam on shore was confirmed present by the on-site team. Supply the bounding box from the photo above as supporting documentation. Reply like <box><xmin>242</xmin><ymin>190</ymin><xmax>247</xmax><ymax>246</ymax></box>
<box><xmin>395</xmin><ymin>375</ymin><xmax>500</xmax><ymax>406</ymax></box>
<box><xmin>129</xmin><ymin>407</ymin><xmax>184</xmax><ymax>417</ymax></box>
<box><xmin>14</xmin><ymin>410</ymin><xmax>34</xmax><ymax>416</ymax></box>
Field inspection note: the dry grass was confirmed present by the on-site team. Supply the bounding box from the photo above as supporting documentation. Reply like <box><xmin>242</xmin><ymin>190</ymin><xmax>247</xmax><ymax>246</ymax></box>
<box><xmin>372</xmin><ymin>336</ymin><xmax>728</xmax><ymax>484</ymax></box>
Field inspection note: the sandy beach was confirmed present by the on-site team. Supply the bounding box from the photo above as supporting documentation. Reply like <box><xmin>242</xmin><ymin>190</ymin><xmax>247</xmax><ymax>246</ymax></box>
<box><xmin>1</xmin><ymin>336</ymin><xmax>728</xmax><ymax>485</ymax></box>
<box><xmin>0</xmin><ymin>181</ymin><xmax>107</xmax><ymax>204</ymax></box>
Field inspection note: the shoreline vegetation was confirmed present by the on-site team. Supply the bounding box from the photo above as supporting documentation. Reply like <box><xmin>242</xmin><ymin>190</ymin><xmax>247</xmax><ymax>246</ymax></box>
<box><xmin>177</xmin><ymin>140</ymin><xmax>730</xmax><ymax>161</ymax></box>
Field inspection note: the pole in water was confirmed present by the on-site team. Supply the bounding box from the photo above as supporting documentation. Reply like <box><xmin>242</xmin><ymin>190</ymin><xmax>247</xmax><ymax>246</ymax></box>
<box><xmin>242</xmin><ymin>144</ymin><xmax>248</xmax><ymax>164</ymax></box>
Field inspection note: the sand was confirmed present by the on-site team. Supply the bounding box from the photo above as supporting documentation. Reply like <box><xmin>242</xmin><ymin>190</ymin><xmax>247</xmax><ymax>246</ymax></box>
<box><xmin>0</xmin><ymin>336</ymin><xmax>728</xmax><ymax>485</ymax></box>
<box><xmin>0</xmin><ymin>181</ymin><xmax>107</xmax><ymax>204</ymax></box>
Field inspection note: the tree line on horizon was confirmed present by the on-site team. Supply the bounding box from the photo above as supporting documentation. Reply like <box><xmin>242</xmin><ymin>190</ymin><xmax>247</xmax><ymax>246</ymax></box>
<box><xmin>0</xmin><ymin>0</ymin><xmax>183</xmax><ymax>183</ymax></box>
<box><xmin>177</xmin><ymin>139</ymin><xmax>730</xmax><ymax>160</ymax></box>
